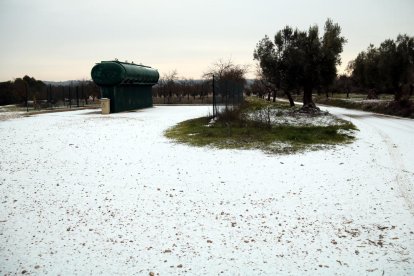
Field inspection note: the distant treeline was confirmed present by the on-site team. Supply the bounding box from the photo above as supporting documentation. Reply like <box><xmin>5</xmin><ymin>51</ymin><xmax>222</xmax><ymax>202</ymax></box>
<box><xmin>152</xmin><ymin>61</ymin><xmax>246</xmax><ymax>107</ymax></box>
<box><xmin>152</xmin><ymin>78</ymin><xmax>212</xmax><ymax>104</ymax></box>
<box><xmin>0</xmin><ymin>75</ymin><xmax>100</xmax><ymax>107</ymax></box>
<box><xmin>348</xmin><ymin>34</ymin><xmax>414</xmax><ymax>100</ymax></box>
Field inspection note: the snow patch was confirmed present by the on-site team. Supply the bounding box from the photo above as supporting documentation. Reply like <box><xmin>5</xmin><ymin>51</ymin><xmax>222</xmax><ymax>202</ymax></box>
<box><xmin>0</xmin><ymin>106</ymin><xmax>413</xmax><ymax>275</ymax></box>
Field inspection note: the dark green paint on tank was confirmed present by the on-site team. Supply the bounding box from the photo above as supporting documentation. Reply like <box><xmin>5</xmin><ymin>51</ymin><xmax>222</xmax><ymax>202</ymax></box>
<box><xmin>91</xmin><ymin>60</ymin><xmax>159</xmax><ymax>113</ymax></box>
<box><xmin>101</xmin><ymin>85</ymin><xmax>153</xmax><ymax>113</ymax></box>
<box><xmin>91</xmin><ymin>60</ymin><xmax>159</xmax><ymax>86</ymax></box>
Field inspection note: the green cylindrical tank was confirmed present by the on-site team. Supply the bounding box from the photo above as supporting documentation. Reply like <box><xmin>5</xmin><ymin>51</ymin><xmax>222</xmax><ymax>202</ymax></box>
<box><xmin>91</xmin><ymin>60</ymin><xmax>159</xmax><ymax>86</ymax></box>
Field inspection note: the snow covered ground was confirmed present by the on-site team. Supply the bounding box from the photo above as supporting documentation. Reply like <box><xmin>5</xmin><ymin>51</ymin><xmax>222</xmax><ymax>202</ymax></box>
<box><xmin>0</xmin><ymin>106</ymin><xmax>413</xmax><ymax>275</ymax></box>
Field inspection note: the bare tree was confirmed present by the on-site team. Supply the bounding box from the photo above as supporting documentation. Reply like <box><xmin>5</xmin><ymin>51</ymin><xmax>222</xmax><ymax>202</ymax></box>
<box><xmin>203</xmin><ymin>58</ymin><xmax>248</xmax><ymax>111</ymax></box>
<box><xmin>203</xmin><ymin>58</ymin><xmax>248</xmax><ymax>80</ymax></box>
<box><xmin>162</xmin><ymin>70</ymin><xmax>178</xmax><ymax>104</ymax></box>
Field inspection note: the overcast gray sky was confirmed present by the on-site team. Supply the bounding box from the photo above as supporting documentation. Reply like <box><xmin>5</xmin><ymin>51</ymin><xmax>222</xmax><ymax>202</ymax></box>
<box><xmin>0</xmin><ymin>0</ymin><xmax>413</xmax><ymax>81</ymax></box>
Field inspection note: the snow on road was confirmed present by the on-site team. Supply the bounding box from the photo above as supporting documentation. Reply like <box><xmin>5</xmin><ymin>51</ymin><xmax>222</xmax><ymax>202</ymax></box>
<box><xmin>326</xmin><ymin>107</ymin><xmax>414</xmax><ymax>217</ymax></box>
<box><xmin>0</xmin><ymin>106</ymin><xmax>413</xmax><ymax>275</ymax></box>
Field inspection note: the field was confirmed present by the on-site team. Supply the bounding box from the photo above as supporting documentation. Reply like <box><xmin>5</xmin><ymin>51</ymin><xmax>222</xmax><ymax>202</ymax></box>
<box><xmin>0</xmin><ymin>105</ymin><xmax>413</xmax><ymax>275</ymax></box>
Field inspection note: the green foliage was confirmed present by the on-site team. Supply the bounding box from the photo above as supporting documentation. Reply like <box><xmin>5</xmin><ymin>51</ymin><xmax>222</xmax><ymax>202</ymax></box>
<box><xmin>349</xmin><ymin>34</ymin><xmax>414</xmax><ymax>100</ymax></box>
<box><xmin>254</xmin><ymin>18</ymin><xmax>346</xmax><ymax>107</ymax></box>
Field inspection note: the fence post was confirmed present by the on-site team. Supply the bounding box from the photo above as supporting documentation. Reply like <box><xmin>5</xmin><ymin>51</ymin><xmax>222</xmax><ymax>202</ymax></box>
<box><xmin>25</xmin><ymin>81</ymin><xmax>28</xmax><ymax>112</ymax></box>
<box><xmin>49</xmin><ymin>84</ymin><xmax>53</xmax><ymax>109</ymax></box>
<box><xmin>212</xmin><ymin>74</ymin><xmax>216</xmax><ymax>117</ymax></box>
<box><xmin>82</xmin><ymin>83</ymin><xmax>87</xmax><ymax>105</ymax></box>
<box><xmin>76</xmin><ymin>86</ymin><xmax>79</xmax><ymax>107</ymax></box>
<box><xmin>69</xmin><ymin>86</ymin><xmax>72</xmax><ymax>108</ymax></box>
<box><xmin>62</xmin><ymin>86</ymin><xmax>65</xmax><ymax>107</ymax></box>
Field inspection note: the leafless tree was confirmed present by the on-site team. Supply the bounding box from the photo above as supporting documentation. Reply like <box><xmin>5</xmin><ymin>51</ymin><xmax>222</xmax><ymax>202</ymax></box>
<box><xmin>162</xmin><ymin>70</ymin><xmax>178</xmax><ymax>104</ymax></box>
<box><xmin>203</xmin><ymin>58</ymin><xmax>248</xmax><ymax>111</ymax></box>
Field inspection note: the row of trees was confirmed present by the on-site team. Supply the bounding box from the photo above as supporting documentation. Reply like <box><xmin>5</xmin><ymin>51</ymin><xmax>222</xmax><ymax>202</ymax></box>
<box><xmin>153</xmin><ymin>59</ymin><xmax>247</xmax><ymax>107</ymax></box>
<box><xmin>0</xmin><ymin>75</ymin><xmax>100</xmax><ymax>107</ymax></box>
<box><xmin>0</xmin><ymin>76</ymin><xmax>45</xmax><ymax>106</ymax></box>
<box><xmin>153</xmin><ymin>70</ymin><xmax>211</xmax><ymax>103</ymax></box>
<box><xmin>348</xmin><ymin>35</ymin><xmax>414</xmax><ymax>101</ymax></box>
<box><xmin>252</xmin><ymin>19</ymin><xmax>413</xmax><ymax>109</ymax></box>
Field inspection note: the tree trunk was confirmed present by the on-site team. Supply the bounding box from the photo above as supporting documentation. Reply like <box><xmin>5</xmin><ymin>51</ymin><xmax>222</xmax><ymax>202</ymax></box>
<box><xmin>272</xmin><ymin>89</ymin><xmax>276</xmax><ymax>102</ymax></box>
<box><xmin>302</xmin><ymin>84</ymin><xmax>317</xmax><ymax>110</ymax></box>
<box><xmin>394</xmin><ymin>85</ymin><xmax>402</xmax><ymax>102</ymax></box>
<box><xmin>285</xmin><ymin>90</ymin><xmax>295</xmax><ymax>107</ymax></box>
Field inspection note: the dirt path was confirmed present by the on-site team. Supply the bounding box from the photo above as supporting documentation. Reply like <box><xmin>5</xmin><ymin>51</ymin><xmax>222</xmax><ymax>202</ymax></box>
<box><xmin>327</xmin><ymin>107</ymin><xmax>414</xmax><ymax>216</ymax></box>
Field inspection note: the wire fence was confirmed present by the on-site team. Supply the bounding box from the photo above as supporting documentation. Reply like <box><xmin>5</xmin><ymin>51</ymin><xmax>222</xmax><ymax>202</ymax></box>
<box><xmin>1</xmin><ymin>78</ymin><xmax>245</xmax><ymax>115</ymax></box>
<box><xmin>212</xmin><ymin>75</ymin><xmax>244</xmax><ymax>117</ymax></box>
<box><xmin>0</xmin><ymin>82</ymin><xmax>101</xmax><ymax>112</ymax></box>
